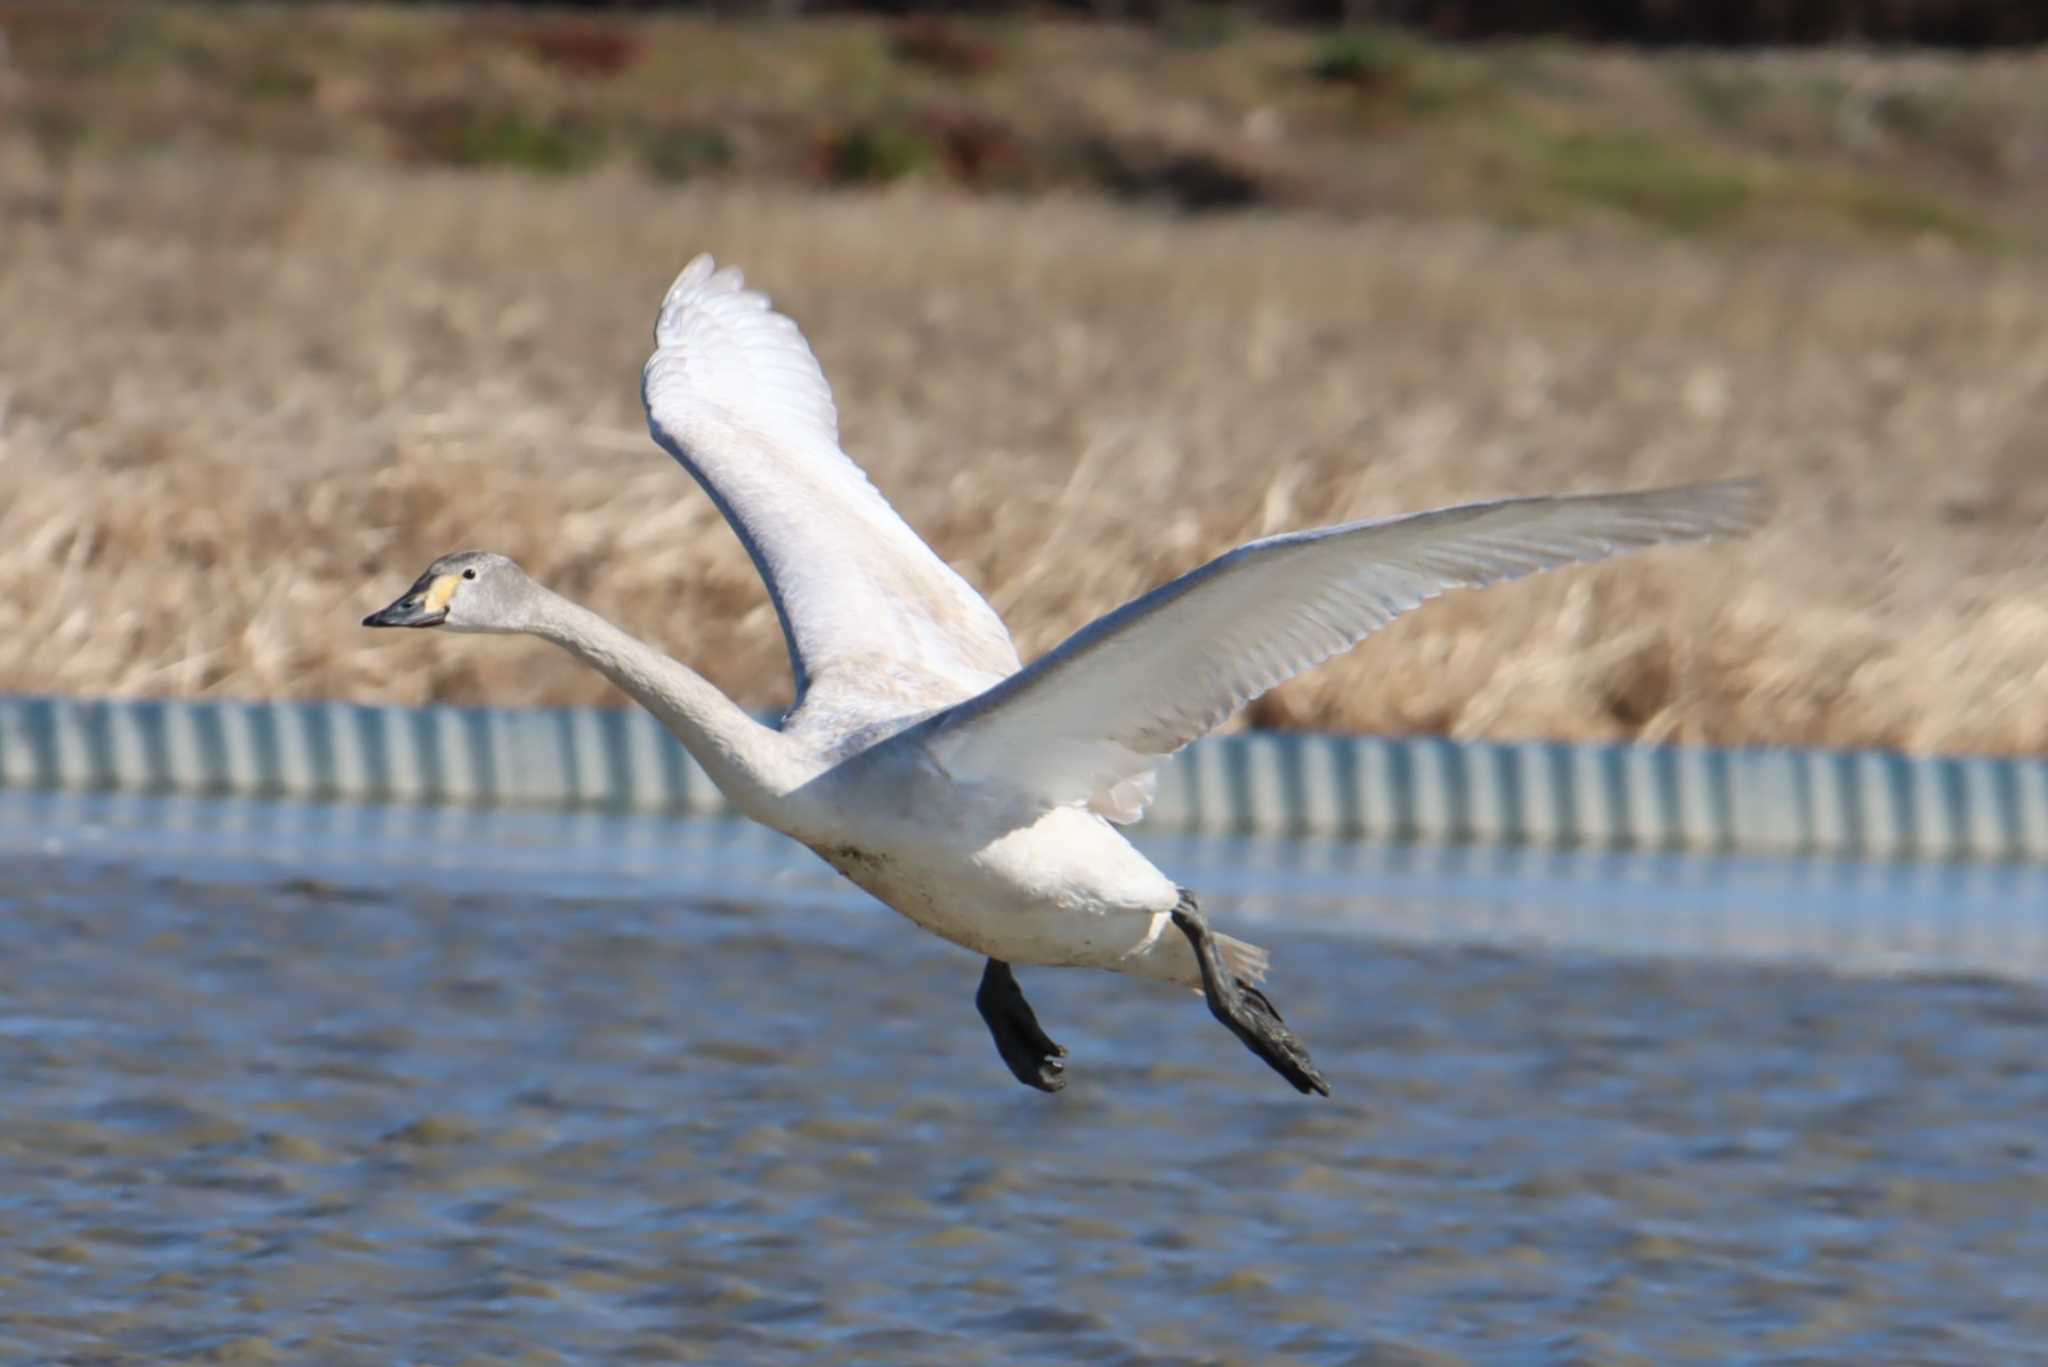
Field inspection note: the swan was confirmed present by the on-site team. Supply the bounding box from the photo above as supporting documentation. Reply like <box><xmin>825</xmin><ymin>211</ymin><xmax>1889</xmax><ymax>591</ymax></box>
<box><xmin>364</xmin><ymin>255</ymin><xmax>1764</xmax><ymax>1096</ymax></box>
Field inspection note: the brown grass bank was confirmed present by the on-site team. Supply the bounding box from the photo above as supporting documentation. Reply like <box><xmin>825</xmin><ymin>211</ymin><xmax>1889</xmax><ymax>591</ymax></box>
<box><xmin>10</xmin><ymin>6</ymin><xmax>2048</xmax><ymax>247</ymax></box>
<box><xmin>2</xmin><ymin>155</ymin><xmax>2045</xmax><ymax>753</ymax></box>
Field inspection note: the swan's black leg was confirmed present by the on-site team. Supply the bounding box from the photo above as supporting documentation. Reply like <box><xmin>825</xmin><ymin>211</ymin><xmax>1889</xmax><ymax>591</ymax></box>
<box><xmin>976</xmin><ymin>959</ymin><xmax>1068</xmax><ymax>1093</ymax></box>
<box><xmin>1171</xmin><ymin>891</ymin><xmax>1330</xmax><ymax>1096</ymax></box>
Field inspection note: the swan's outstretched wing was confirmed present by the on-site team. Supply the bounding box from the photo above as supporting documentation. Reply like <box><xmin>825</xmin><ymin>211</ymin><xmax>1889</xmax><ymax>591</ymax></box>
<box><xmin>642</xmin><ymin>257</ymin><xmax>1019</xmax><ymax>708</ymax></box>
<box><xmin>928</xmin><ymin>480</ymin><xmax>1764</xmax><ymax>811</ymax></box>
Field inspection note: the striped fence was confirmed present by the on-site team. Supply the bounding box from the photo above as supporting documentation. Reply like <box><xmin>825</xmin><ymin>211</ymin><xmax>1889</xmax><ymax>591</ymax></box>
<box><xmin>0</xmin><ymin>694</ymin><xmax>2043</xmax><ymax>862</ymax></box>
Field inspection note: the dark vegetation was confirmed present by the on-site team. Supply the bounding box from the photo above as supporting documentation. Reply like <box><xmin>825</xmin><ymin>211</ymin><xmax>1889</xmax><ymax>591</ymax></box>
<box><xmin>6</xmin><ymin>6</ymin><xmax>2044</xmax><ymax>245</ymax></box>
<box><xmin>228</xmin><ymin>0</ymin><xmax>2048</xmax><ymax>47</ymax></box>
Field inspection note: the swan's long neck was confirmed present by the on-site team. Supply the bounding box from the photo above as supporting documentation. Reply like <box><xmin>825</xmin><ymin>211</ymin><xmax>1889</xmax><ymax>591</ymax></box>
<box><xmin>524</xmin><ymin>589</ymin><xmax>802</xmax><ymax>821</ymax></box>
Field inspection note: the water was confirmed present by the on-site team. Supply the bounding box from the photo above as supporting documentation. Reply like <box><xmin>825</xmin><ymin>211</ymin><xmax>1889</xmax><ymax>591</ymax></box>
<box><xmin>1</xmin><ymin>792</ymin><xmax>2045</xmax><ymax>1364</ymax></box>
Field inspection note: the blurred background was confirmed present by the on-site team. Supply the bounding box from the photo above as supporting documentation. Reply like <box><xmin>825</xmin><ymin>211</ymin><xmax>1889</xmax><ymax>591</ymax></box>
<box><xmin>2</xmin><ymin>1</ymin><xmax>2045</xmax><ymax>752</ymax></box>
<box><xmin>5</xmin><ymin>10</ymin><xmax>2048</xmax><ymax>1363</ymax></box>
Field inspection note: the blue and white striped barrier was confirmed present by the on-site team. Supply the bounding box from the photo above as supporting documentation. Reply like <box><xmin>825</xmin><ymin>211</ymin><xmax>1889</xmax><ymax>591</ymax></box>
<box><xmin>0</xmin><ymin>694</ymin><xmax>2042</xmax><ymax>862</ymax></box>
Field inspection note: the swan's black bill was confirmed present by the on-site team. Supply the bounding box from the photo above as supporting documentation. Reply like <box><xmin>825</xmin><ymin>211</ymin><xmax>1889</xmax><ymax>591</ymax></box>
<box><xmin>364</xmin><ymin>569</ymin><xmax>463</xmax><ymax>629</ymax></box>
<box><xmin>362</xmin><ymin>580</ymin><xmax>449</xmax><ymax>629</ymax></box>
<box><xmin>362</xmin><ymin>599</ymin><xmax>445</xmax><ymax>628</ymax></box>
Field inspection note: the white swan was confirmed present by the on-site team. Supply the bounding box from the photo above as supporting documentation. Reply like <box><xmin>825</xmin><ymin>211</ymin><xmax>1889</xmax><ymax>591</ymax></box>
<box><xmin>364</xmin><ymin>255</ymin><xmax>1764</xmax><ymax>1095</ymax></box>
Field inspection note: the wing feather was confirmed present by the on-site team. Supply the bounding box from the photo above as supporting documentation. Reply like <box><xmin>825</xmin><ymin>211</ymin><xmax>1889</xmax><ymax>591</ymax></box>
<box><xmin>641</xmin><ymin>256</ymin><xmax>1018</xmax><ymax>711</ymax></box>
<box><xmin>927</xmin><ymin>480</ymin><xmax>1766</xmax><ymax>810</ymax></box>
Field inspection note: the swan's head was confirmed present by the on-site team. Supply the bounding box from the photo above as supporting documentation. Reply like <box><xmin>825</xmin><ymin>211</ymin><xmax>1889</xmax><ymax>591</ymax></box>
<box><xmin>362</xmin><ymin>550</ymin><xmax>535</xmax><ymax>634</ymax></box>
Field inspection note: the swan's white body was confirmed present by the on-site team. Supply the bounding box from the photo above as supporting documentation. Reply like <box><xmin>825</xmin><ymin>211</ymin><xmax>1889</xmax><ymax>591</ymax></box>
<box><xmin>790</xmin><ymin>758</ymin><xmax>1192</xmax><ymax>979</ymax></box>
<box><xmin>368</xmin><ymin>254</ymin><xmax>1762</xmax><ymax>1086</ymax></box>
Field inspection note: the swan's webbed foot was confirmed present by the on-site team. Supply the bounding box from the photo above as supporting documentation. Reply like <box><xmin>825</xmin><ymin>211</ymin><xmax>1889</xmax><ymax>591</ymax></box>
<box><xmin>976</xmin><ymin>959</ymin><xmax>1068</xmax><ymax>1093</ymax></box>
<box><xmin>1171</xmin><ymin>892</ymin><xmax>1330</xmax><ymax>1097</ymax></box>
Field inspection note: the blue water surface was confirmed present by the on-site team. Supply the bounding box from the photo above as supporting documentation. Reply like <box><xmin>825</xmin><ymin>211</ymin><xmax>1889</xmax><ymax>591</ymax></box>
<box><xmin>0</xmin><ymin>790</ymin><xmax>2042</xmax><ymax>1364</ymax></box>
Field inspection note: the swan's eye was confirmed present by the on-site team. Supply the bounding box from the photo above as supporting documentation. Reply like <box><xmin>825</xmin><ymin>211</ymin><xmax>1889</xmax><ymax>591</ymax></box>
<box><xmin>462</xmin><ymin>568</ymin><xmax>478</xmax><ymax>580</ymax></box>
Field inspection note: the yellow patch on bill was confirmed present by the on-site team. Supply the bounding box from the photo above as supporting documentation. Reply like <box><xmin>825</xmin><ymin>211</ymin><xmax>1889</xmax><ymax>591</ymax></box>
<box><xmin>424</xmin><ymin>574</ymin><xmax>461</xmax><ymax>613</ymax></box>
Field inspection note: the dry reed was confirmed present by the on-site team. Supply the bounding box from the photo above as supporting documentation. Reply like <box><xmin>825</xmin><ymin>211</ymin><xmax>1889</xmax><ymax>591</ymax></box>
<box><xmin>2</xmin><ymin>153</ymin><xmax>2045</xmax><ymax>753</ymax></box>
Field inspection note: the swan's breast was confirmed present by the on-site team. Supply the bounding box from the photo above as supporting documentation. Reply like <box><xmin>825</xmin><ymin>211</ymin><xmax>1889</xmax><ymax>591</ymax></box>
<box><xmin>815</xmin><ymin>842</ymin><xmax>889</xmax><ymax>887</ymax></box>
<box><xmin>806</xmin><ymin>839</ymin><xmax>1023</xmax><ymax>955</ymax></box>
<box><xmin>811</xmin><ymin>843</ymin><xmax>930</xmax><ymax>914</ymax></box>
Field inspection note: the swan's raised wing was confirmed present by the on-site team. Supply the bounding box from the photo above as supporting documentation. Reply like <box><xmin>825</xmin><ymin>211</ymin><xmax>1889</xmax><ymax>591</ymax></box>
<box><xmin>642</xmin><ymin>256</ymin><xmax>1019</xmax><ymax>708</ymax></box>
<box><xmin>928</xmin><ymin>480</ymin><xmax>1764</xmax><ymax>812</ymax></box>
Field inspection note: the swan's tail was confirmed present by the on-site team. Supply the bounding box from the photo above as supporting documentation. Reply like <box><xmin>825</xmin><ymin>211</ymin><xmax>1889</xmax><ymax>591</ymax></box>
<box><xmin>1123</xmin><ymin>922</ymin><xmax>1270</xmax><ymax>989</ymax></box>
<box><xmin>1215</xmin><ymin>932</ymin><xmax>1270</xmax><ymax>986</ymax></box>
